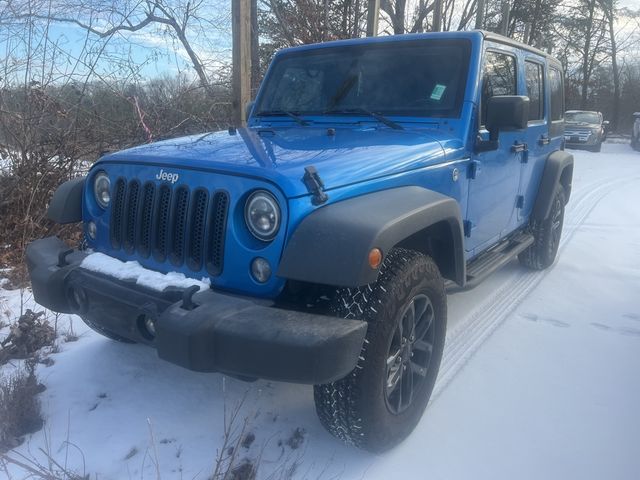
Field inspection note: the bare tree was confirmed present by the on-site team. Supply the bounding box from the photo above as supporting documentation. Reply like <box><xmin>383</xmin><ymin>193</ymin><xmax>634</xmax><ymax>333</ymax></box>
<box><xmin>258</xmin><ymin>0</ymin><xmax>367</xmax><ymax>49</ymax></box>
<box><xmin>580</xmin><ymin>0</ymin><xmax>599</xmax><ymax>107</ymax></box>
<box><xmin>2</xmin><ymin>0</ymin><xmax>231</xmax><ymax>99</ymax></box>
<box><xmin>378</xmin><ymin>0</ymin><xmax>435</xmax><ymax>34</ymax></box>
<box><xmin>600</xmin><ymin>0</ymin><xmax>619</xmax><ymax>129</ymax></box>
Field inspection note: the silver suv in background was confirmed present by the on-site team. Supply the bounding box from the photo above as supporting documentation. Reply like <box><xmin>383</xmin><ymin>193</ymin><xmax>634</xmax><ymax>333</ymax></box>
<box><xmin>564</xmin><ymin>110</ymin><xmax>608</xmax><ymax>152</ymax></box>
<box><xmin>632</xmin><ymin>112</ymin><xmax>640</xmax><ymax>151</ymax></box>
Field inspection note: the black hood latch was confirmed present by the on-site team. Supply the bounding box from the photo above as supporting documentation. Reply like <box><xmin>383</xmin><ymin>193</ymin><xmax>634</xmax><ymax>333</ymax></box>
<box><xmin>302</xmin><ymin>166</ymin><xmax>328</xmax><ymax>206</ymax></box>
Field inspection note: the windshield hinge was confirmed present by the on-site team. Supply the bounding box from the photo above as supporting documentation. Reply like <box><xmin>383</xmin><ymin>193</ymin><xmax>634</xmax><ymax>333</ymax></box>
<box><xmin>468</xmin><ymin>160</ymin><xmax>481</xmax><ymax>180</ymax></box>
<box><xmin>302</xmin><ymin>166</ymin><xmax>329</xmax><ymax>206</ymax></box>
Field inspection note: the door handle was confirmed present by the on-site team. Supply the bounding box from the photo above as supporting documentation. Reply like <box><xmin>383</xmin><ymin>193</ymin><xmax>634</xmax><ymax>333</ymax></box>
<box><xmin>511</xmin><ymin>142</ymin><xmax>527</xmax><ymax>153</ymax></box>
<box><xmin>539</xmin><ymin>135</ymin><xmax>550</xmax><ymax>146</ymax></box>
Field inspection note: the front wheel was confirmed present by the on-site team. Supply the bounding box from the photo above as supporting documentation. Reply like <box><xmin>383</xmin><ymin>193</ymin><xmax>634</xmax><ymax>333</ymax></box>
<box><xmin>519</xmin><ymin>187</ymin><xmax>566</xmax><ymax>270</ymax></box>
<box><xmin>313</xmin><ymin>248</ymin><xmax>446</xmax><ymax>452</ymax></box>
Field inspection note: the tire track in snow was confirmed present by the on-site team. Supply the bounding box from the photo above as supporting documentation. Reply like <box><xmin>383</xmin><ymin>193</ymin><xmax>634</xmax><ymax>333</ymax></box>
<box><xmin>431</xmin><ymin>175</ymin><xmax>640</xmax><ymax>400</ymax></box>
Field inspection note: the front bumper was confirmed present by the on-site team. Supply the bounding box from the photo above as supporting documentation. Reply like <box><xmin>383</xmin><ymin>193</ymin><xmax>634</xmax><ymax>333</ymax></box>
<box><xmin>26</xmin><ymin>237</ymin><xmax>367</xmax><ymax>384</ymax></box>
<box><xmin>564</xmin><ymin>133</ymin><xmax>599</xmax><ymax>147</ymax></box>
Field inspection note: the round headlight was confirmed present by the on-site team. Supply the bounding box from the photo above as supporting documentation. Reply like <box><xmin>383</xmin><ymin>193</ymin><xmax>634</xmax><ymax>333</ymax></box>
<box><xmin>245</xmin><ymin>191</ymin><xmax>280</xmax><ymax>241</ymax></box>
<box><xmin>94</xmin><ymin>171</ymin><xmax>111</xmax><ymax>209</ymax></box>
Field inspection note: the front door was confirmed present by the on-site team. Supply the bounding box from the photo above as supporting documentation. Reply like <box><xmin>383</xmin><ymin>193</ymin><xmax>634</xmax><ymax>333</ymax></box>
<box><xmin>465</xmin><ymin>48</ymin><xmax>524</xmax><ymax>255</ymax></box>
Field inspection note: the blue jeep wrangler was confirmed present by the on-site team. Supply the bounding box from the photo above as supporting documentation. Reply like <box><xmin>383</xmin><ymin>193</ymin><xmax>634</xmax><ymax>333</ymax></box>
<box><xmin>27</xmin><ymin>31</ymin><xmax>572</xmax><ymax>452</ymax></box>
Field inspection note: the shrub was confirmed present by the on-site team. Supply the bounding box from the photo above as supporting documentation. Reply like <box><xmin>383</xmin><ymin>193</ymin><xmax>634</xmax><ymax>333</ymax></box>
<box><xmin>0</xmin><ymin>362</ymin><xmax>44</xmax><ymax>453</ymax></box>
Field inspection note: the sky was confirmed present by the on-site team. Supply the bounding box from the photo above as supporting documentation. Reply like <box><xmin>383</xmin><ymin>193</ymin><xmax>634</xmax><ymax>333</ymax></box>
<box><xmin>1</xmin><ymin>0</ymin><xmax>639</xmax><ymax>86</ymax></box>
<box><xmin>1</xmin><ymin>0</ymin><xmax>233</xmax><ymax>85</ymax></box>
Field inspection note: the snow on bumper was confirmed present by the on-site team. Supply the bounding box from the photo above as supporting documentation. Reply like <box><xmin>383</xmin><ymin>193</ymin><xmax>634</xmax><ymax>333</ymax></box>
<box><xmin>80</xmin><ymin>252</ymin><xmax>211</xmax><ymax>292</ymax></box>
<box><xmin>26</xmin><ymin>237</ymin><xmax>367</xmax><ymax>384</ymax></box>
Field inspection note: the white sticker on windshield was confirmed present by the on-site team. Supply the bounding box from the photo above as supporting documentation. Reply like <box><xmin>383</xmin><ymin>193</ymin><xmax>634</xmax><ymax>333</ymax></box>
<box><xmin>430</xmin><ymin>84</ymin><xmax>446</xmax><ymax>101</ymax></box>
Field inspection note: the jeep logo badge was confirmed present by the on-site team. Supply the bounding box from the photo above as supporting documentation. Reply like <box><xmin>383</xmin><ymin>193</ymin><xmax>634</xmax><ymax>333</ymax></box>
<box><xmin>156</xmin><ymin>169</ymin><xmax>179</xmax><ymax>184</ymax></box>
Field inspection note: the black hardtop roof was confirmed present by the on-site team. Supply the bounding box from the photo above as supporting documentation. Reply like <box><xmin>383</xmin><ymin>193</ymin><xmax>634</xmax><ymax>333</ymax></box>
<box><xmin>480</xmin><ymin>31</ymin><xmax>562</xmax><ymax>66</ymax></box>
<box><xmin>278</xmin><ymin>30</ymin><xmax>563</xmax><ymax>69</ymax></box>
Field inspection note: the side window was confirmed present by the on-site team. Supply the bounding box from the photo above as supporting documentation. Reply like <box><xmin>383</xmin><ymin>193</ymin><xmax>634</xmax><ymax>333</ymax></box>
<box><xmin>549</xmin><ymin>67</ymin><xmax>564</xmax><ymax>121</ymax></box>
<box><xmin>525</xmin><ymin>61</ymin><xmax>544</xmax><ymax>121</ymax></box>
<box><xmin>481</xmin><ymin>51</ymin><xmax>517</xmax><ymax>126</ymax></box>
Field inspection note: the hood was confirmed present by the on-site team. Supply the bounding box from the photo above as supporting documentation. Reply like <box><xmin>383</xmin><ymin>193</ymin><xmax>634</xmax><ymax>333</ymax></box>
<box><xmin>100</xmin><ymin>126</ymin><xmax>453</xmax><ymax>198</ymax></box>
<box><xmin>565</xmin><ymin>121</ymin><xmax>600</xmax><ymax>128</ymax></box>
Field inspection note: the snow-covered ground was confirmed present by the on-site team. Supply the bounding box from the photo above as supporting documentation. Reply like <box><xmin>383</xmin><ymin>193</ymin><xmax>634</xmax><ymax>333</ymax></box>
<box><xmin>1</xmin><ymin>142</ymin><xmax>639</xmax><ymax>479</ymax></box>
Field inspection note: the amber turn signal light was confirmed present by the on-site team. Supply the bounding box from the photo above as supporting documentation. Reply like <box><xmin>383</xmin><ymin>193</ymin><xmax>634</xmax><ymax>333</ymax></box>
<box><xmin>368</xmin><ymin>248</ymin><xmax>383</xmax><ymax>269</ymax></box>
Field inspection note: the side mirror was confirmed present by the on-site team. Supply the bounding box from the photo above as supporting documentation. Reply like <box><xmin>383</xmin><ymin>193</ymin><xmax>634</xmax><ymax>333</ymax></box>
<box><xmin>486</xmin><ymin>95</ymin><xmax>529</xmax><ymax>134</ymax></box>
<box><xmin>245</xmin><ymin>100</ymin><xmax>255</xmax><ymax>120</ymax></box>
<box><xmin>603</xmin><ymin>120</ymin><xmax>610</xmax><ymax>126</ymax></box>
<box><xmin>476</xmin><ymin>96</ymin><xmax>529</xmax><ymax>152</ymax></box>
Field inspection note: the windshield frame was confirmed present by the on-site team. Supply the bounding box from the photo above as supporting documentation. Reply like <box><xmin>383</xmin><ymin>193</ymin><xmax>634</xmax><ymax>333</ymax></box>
<box><xmin>252</xmin><ymin>38</ymin><xmax>472</xmax><ymax>123</ymax></box>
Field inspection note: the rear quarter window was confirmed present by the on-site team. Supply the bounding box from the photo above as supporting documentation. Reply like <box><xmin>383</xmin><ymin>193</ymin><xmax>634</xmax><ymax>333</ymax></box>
<box><xmin>525</xmin><ymin>61</ymin><xmax>544</xmax><ymax>121</ymax></box>
<box><xmin>549</xmin><ymin>67</ymin><xmax>564</xmax><ymax>121</ymax></box>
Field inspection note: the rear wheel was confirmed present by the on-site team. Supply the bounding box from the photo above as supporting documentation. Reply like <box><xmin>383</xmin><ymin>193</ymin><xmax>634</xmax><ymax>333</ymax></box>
<box><xmin>519</xmin><ymin>187</ymin><xmax>566</xmax><ymax>270</ymax></box>
<box><xmin>313</xmin><ymin>248</ymin><xmax>446</xmax><ymax>452</ymax></box>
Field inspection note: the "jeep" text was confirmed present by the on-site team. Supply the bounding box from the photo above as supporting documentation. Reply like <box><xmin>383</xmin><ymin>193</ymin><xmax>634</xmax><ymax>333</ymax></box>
<box><xmin>156</xmin><ymin>169</ymin><xmax>179</xmax><ymax>184</ymax></box>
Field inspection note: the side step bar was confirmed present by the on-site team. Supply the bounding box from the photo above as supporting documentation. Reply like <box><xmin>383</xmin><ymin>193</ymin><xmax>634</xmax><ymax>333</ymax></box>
<box><xmin>446</xmin><ymin>232</ymin><xmax>534</xmax><ymax>293</ymax></box>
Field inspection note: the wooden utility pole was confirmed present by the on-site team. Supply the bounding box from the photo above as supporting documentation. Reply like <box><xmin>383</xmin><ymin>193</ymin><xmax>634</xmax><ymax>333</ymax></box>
<box><xmin>433</xmin><ymin>0</ymin><xmax>443</xmax><ymax>31</ymax></box>
<box><xmin>232</xmin><ymin>0</ymin><xmax>252</xmax><ymax>126</ymax></box>
<box><xmin>499</xmin><ymin>1</ymin><xmax>510</xmax><ymax>36</ymax></box>
<box><xmin>366</xmin><ymin>0</ymin><xmax>380</xmax><ymax>36</ymax></box>
<box><xmin>475</xmin><ymin>0</ymin><xmax>485</xmax><ymax>29</ymax></box>
<box><xmin>251</xmin><ymin>0</ymin><xmax>260</xmax><ymax>94</ymax></box>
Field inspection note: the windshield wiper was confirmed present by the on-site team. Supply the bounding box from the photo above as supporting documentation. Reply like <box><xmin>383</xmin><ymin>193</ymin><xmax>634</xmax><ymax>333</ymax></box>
<box><xmin>324</xmin><ymin>107</ymin><xmax>404</xmax><ymax>130</ymax></box>
<box><xmin>327</xmin><ymin>74</ymin><xmax>358</xmax><ymax>109</ymax></box>
<box><xmin>255</xmin><ymin>110</ymin><xmax>310</xmax><ymax>126</ymax></box>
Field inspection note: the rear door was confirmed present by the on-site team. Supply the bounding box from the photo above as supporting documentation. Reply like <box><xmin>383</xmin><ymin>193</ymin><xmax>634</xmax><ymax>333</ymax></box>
<box><xmin>518</xmin><ymin>57</ymin><xmax>548</xmax><ymax>222</ymax></box>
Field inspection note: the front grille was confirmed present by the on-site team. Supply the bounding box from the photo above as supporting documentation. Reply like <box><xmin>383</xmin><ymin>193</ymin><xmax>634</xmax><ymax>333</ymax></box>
<box><xmin>187</xmin><ymin>189</ymin><xmax>208</xmax><ymax>271</ymax></box>
<box><xmin>110</xmin><ymin>179</ymin><xmax>229</xmax><ymax>276</ymax></box>
<box><xmin>564</xmin><ymin>129</ymin><xmax>591</xmax><ymax>141</ymax></box>
<box><xmin>111</xmin><ymin>179</ymin><xmax>126</xmax><ymax>249</ymax></box>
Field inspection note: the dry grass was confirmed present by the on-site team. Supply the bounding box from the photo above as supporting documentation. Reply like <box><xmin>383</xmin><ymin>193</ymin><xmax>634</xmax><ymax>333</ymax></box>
<box><xmin>0</xmin><ymin>310</ymin><xmax>56</xmax><ymax>366</ymax></box>
<box><xmin>0</xmin><ymin>362</ymin><xmax>45</xmax><ymax>453</ymax></box>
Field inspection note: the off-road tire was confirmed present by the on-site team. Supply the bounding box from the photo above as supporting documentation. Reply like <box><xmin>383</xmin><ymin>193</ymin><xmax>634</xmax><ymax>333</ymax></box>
<box><xmin>313</xmin><ymin>248</ymin><xmax>446</xmax><ymax>452</ymax></box>
<box><xmin>592</xmin><ymin>141</ymin><xmax>602</xmax><ymax>152</ymax></box>
<box><xmin>519</xmin><ymin>187</ymin><xmax>566</xmax><ymax>270</ymax></box>
<box><xmin>632</xmin><ymin>135</ymin><xmax>639</xmax><ymax>151</ymax></box>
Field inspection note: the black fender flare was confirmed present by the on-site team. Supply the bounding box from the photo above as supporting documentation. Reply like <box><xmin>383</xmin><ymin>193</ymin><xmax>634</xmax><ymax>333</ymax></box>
<box><xmin>278</xmin><ymin>186</ymin><xmax>466</xmax><ymax>288</ymax></box>
<box><xmin>532</xmin><ymin>150</ymin><xmax>574</xmax><ymax>221</ymax></box>
<box><xmin>47</xmin><ymin>177</ymin><xmax>85</xmax><ymax>224</ymax></box>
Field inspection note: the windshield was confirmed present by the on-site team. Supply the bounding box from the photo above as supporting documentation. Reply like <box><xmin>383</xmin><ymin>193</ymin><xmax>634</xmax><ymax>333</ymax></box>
<box><xmin>565</xmin><ymin>112</ymin><xmax>600</xmax><ymax>124</ymax></box>
<box><xmin>256</xmin><ymin>39</ymin><xmax>471</xmax><ymax>119</ymax></box>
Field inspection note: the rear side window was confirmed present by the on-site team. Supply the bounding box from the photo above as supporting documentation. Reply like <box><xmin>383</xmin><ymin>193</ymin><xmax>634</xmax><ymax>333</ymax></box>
<box><xmin>481</xmin><ymin>51</ymin><xmax>517</xmax><ymax>125</ymax></box>
<box><xmin>525</xmin><ymin>61</ymin><xmax>544</xmax><ymax>121</ymax></box>
<box><xmin>549</xmin><ymin>67</ymin><xmax>564</xmax><ymax>121</ymax></box>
